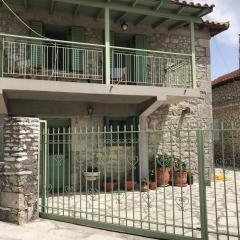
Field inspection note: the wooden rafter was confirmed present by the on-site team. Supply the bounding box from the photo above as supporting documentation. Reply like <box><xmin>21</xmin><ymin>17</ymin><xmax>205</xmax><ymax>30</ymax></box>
<box><xmin>49</xmin><ymin>0</ymin><xmax>55</xmax><ymax>14</ymax></box>
<box><xmin>114</xmin><ymin>12</ymin><xmax>127</xmax><ymax>23</ymax></box>
<box><xmin>134</xmin><ymin>15</ymin><xmax>147</xmax><ymax>26</ymax></box>
<box><xmin>154</xmin><ymin>0</ymin><xmax>164</xmax><ymax>11</ymax></box>
<box><xmin>73</xmin><ymin>4</ymin><xmax>81</xmax><ymax>17</ymax></box>
<box><xmin>23</xmin><ymin>0</ymin><xmax>28</xmax><ymax>9</ymax></box>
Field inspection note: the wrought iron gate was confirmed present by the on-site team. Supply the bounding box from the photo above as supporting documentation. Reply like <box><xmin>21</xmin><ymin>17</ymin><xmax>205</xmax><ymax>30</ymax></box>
<box><xmin>39</xmin><ymin>124</ymin><xmax>240</xmax><ymax>240</ymax></box>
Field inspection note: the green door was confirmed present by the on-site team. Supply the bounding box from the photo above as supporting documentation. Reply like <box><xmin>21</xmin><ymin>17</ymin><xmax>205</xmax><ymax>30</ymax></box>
<box><xmin>133</xmin><ymin>35</ymin><xmax>148</xmax><ymax>84</ymax></box>
<box><xmin>47</xmin><ymin>118</ymin><xmax>71</xmax><ymax>191</ymax></box>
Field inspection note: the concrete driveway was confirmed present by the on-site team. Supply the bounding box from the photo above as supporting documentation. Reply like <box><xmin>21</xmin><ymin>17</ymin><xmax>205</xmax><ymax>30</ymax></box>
<box><xmin>0</xmin><ymin>219</ymin><xmax>155</xmax><ymax>240</ymax></box>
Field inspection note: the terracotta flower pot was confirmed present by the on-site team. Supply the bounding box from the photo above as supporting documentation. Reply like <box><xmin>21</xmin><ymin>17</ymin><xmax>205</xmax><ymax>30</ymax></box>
<box><xmin>173</xmin><ymin>171</ymin><xmax>188</xmax><ymax>187</ymax></box>
<box><xmin>157</xmin><ymin>168</ymin><xmax>170</xmax><ymax>187</ymax></box>
<box><xmin>105</xmin><ymin>182</ymin><xmax>115</xmax><ymax>192</ymax></box>
<box><xmin>141</xmin><ymin>185</ymin><xmax>149</xmax><ymax>192</ymax></box>
<box><xmin>149</xmin><ymin>181</ymin><xmax>157</xmax><ymax>190</ymax></box>
<box><xmin>125</xmin><ymin>180</ymin><xmax>135</xmax><ymax>190</ymax></box>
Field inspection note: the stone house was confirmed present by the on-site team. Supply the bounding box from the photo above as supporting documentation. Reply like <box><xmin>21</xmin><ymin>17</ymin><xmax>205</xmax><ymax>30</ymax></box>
<box><xmin>212</xmin><ymin>69</ymin><xmax>240</xmax><ymax>167</ymax></box>
<box><xmin>0</xmin><ymin>0</ymin><xmax>228</xmax><ymax>225</ymax></box>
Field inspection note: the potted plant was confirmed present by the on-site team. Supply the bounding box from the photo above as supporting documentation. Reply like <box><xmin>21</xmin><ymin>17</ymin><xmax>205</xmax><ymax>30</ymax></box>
<box><xmin>124</xmin><ymin>170</ymin><xmax>136</xmax><ymax>190</ymax></box>
<box><xmin>149</xmin><ymin>170</ymin><xmax>157</xmax><ymax>190</ymax></box>
<box><xmin>105</xmin><ymin>176</ymin><xmax>116</xmax><ymax>192</ymax></box>
<box><xmin>173</xmin><ymin>160</ymin><xmax>188</xmax><ymax>187</ymax></box>
<box><xmin>141</xmin><ymin>178</ymin><xmax>149</xmax><ymax>192</ymax></box>
<box><xmin>84</xmin><ymin>166</ymin><xmax>100</xmax><ymax>181</ymax></box>
<box><xmin>155</xmin><ymin>154</ymin><xmax>172</xmax><ymax>187</ymax></box>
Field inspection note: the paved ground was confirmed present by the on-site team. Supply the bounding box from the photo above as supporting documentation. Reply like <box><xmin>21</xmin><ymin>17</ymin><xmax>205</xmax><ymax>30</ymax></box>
<box><xmin>40</xmin><ymin>168</ymin><xmax>240</xmax><ymax>239</ymax></box>
<box><xmin>0</xmin><ymin>219</ymin><xmax>154</xmax><ymax>240</ymax></box>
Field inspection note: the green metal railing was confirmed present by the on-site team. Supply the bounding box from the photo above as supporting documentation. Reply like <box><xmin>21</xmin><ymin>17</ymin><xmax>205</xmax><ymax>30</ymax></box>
<box><xmin>0</xmin><ymin>33</ymin><xmax>193</xmax><ymax>88</ymax></box>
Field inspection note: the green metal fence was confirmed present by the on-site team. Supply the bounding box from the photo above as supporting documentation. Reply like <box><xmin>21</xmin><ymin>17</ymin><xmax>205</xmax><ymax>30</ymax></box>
<box><xmin>39</xmin><ymin>124</ymin><xmax>240</xmax><ymax>240</ymax></box>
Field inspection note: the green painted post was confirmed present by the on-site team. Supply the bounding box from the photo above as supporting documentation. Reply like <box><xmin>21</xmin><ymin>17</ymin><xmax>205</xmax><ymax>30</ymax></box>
<box><xmin>197</xmin><ymin>128</ymin><xmax>209</xmax><ymax>240</ymax></box>
<box><xmin>104</xmin><ymin>7</ymin><xmax>111</xmax><ymax>84</ymax></box>
<box><xmin>0</xmin><ymin>47</ymin><xmax>3</xmax><ymax>77</ymax></box>
<box><xmin>190</xmin><ymin>20</ymin><xmax>197</xmax><ymax>88</ymax></box>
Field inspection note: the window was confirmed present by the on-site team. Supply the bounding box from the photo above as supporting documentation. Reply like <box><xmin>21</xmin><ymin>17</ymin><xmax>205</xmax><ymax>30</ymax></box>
<box><xmin>104</xmin><ymin>116</ymin><xmax>138</xmax><ymax>145</ymax></box>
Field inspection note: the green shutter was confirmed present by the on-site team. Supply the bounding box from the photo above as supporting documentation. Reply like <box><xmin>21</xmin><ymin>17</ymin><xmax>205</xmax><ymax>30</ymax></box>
<box><xmin>29</xmin><ymin>21</ymin><xmax>43</xmax><ymax>67</ymax></box>
<box><xmin>134</xmin><ymin>35</ymin><xmax>148</xmax><ymax>84</ymax></box>
<box><xmin>70</xmin><ymin>27</ymin><xmax>85</xmax><ymax>72</ymax></box>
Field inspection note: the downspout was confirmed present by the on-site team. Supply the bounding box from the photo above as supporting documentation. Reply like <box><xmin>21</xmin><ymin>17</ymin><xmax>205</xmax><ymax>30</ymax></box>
<box><xmin>138</xmin><ymin>100</ymin><xmax>163</xmax><ymax>178</ymax></box>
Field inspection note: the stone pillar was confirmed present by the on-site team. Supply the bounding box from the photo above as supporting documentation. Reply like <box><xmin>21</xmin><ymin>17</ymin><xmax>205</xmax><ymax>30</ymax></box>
<box><xmin>0</xmin><ymin>117</ymin><xmax>40</xmax><ymax>224</ymax></box>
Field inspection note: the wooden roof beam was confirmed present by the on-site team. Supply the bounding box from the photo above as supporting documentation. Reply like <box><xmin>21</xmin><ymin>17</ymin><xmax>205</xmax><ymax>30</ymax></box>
<box><xmin>49</xmin><ymin>0</ymin><xmax>55</xmax><ymax>14</ymax></box>
<box><xmin>134</xmin><ymin>15</ymin><xmax>147</xmax><ymax>26</ymax></box>
<box><xmin>73</xmin><ymin>4</ymin><xmax>81</xmax><ymax>17</ymax></box>
<box><xmin>114</xmin><ymin>12</ymin><xmax>127</xmax><ymax>23</ymax></box>
<box><xmin>23</xmin><ymin>0</ymin><xmax>28</xmax><ymax>9</ymax></box>
<box><xmin>154</xmin><ymin>0</ymin><xmax>164</xmax><ymax>11</ymax></box>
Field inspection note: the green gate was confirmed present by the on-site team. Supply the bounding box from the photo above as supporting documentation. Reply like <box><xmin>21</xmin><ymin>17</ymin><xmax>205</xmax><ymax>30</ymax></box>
<box><xmin>39</xmin><ymin>125</ymin><xmax>240</xmax><ymax>240</ymax></box>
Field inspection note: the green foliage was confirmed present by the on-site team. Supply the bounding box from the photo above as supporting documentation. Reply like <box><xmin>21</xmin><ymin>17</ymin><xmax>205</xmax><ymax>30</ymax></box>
<box><xmin>87</xmin><ymin>166</ymin><xmax>98</xmax><ymax>172</ymax></box>
<box><xmin>173</xmin><ymin>159</ymin><xmax>187</xmax><ymax>172</ymax></box>
<box><xmin>155</xmin><ymin>154</ymin><xmax>176</xmax><ymax>168</ymax></box>
<box><xmin>141</xmin><ymin>177</ymin><xmax>148</xmax><ymax>186</ymax></box>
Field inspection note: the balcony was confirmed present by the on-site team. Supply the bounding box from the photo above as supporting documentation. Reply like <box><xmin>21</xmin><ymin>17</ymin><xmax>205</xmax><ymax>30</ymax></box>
<box><xmin>0</xmin><ymin>34</ymin><xmax>193</xmax><ymax>88</ymax></box>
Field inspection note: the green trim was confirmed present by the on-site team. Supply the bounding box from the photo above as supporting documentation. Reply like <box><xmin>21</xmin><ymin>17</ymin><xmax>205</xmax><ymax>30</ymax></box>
<box><xmin>105</xmin><ymin>7</ymin><xmax>111</xmax><ymax>84</ymax></box>
<box><xmin>56</xmin><ymin>0</ymin><xmax>203</xmax><ymax>23</ymax></box>
<box><xmin>190</xmin><ymin>21</ymin><xmax>197</xmax><ymax>88</ymax></box>
<box><xmin>40</xmin><ymin>213</ymin><xmax>200</xmax><ymax>240</ymax></box>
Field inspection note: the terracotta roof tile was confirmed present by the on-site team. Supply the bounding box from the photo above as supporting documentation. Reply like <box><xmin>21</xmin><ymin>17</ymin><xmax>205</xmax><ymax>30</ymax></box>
<box><xmin>199</xmin><ymin>20</ymin><xmax>230</xmax><ymax>36</ymax></box>
<box><xmin>212</xmin><ymin>69</ymin><xmax>240</xmax><ymax>87</ymax></box>
<box><xmin>170</xmin><ymin>0</ymin><xmax>215</xmax><ymax>9</ymax></box>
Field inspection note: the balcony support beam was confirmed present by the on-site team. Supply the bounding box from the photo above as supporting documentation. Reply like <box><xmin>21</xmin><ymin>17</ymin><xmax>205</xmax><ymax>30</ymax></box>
<box><xmin>105</xmin><ymin>7</ymin><xmax>111</xmax><ymax>84</ymax></box>
<box><xmin>55</xmin><ymin>0</ymin><xmax>202</xmax><ymax>23</ymax></box>
<box><xmin>190</xmin><ymin>20</ymin><xmax>197</xmax><ymax>88</ymax></box>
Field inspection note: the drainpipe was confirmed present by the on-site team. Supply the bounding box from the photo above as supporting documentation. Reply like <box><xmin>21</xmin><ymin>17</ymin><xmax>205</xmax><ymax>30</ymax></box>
<box><xmin>138</xmin><ymin>100</ymin><xmax>163</xmax><ymax>178</ymax></box>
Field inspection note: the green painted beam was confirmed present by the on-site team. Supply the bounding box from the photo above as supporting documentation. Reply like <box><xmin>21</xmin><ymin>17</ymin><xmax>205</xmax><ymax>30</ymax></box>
<box><xmin>132</xmin><ymin>0</ymin><xmax>138</xmax><ymax>7</ymax></box>
<box><xmin>114</xmin><ymin>11</ymin><xmax>127</xmax><ymax>23</ymax></box>
<box><xmin>134</xmin><ymin>15</ymin><xmax>147</xmax><ymax>26</ymax></box>
<box><xmin>105</xmin><ymin>7</ymin><xmax>111</xmax><ymax>84</ymax></box>
<box><xmin>152</xmin><ymin>6</ymin><xmax>187</xmax><ymax>29</ymax></box>
<box><xmin>190</xmin><ymin>20</ymin><xmax>197</xmax><ymax>88</ymax></box>
<box><xmin>55</xmin><ymin>0</ymin><xmax>203</xmax><ymax>23</ymax></box>
<box><xmin>152</xmin><ymin>19</ymin><xmax>166</xmax><ymax>29</ymax></box>
<box><xmin>168</xmin><ymin>21</ymin><xmax>186</xmax><ymax>30</ymax></box>
<box><xmin>73</xmin><ymin>4</ymin><xmax>81</xmax><ymax>17</ymax></box>
<box><xmin>23</xmin><ymin>0</ymin><xmax>28</xmax><ymax>9</ymax></box>
<box><xmin>154</xmin><ymin>0</ymin><xmax>164</xmax><ymax>11</ymax></box>
<box><xmin>94</xmin><ymin>8</ymin><xmax>103</xmax><ymax>20</ymax></box>
<box><xmin>195</xmin><ymin>8</ymin><xmax>211</xmax><ymax>17</ymax></box>
<box><xmin>49</xmin><ymin>0</ymin><xmax>55</xmax><ymax>14</ymax></box>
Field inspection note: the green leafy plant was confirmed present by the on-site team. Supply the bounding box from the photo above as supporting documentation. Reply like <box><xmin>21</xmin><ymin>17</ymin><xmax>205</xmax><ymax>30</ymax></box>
<box><xmin>173</xmin><ymin>159</ymin><xmax>187</xmax><ymax>172</ymax></box>
<box><xmin>87</xmin><ymin>166</ymin><xmax>98</xmax><ymax>172</ymax></box>
<box><xmin>155</xmin><ymin>154</ymin><xmax>177</xmax><ymax>169</ymax></box>
<box><xmin>141</xmin><ymin>177</ymin><xmax>148</xmax><ymax>186</ymax></box>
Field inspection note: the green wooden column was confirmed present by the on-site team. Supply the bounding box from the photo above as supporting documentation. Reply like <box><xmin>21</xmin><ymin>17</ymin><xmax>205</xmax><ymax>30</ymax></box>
<box><xmin>105</xmin><ymin>7</ymin><xmax>111</xmax><ymax>84</ymax></box>
<box><xmin>0</xmin><ymin>48</ymin><xmax>3</xmax><ymax>77</ymax></box>
<box><xmin>190</xmin><ymin>20</ymin><xmax>197</xmax><ymax>88</ymax></box>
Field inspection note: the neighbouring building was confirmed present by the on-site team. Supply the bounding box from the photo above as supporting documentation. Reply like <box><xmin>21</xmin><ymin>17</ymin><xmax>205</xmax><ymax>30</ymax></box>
<box><xmin>0</xmin><ymin>0</ymin><xmax>228</xmax><ymax>227</ymax></box>
<box><xmin>212</xmin><ymin>69</ymin><xmax>240</xmax><ymax>167</ymax></box>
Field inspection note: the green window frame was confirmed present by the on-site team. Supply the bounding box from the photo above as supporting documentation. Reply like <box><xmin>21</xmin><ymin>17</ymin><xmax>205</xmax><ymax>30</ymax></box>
<box><xmin>104</xmin><ymin>116</ymin><xmax>138</xmax><ymax>146</ymax></box>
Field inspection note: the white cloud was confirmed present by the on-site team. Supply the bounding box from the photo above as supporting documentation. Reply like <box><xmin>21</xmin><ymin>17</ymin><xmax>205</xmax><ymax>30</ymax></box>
<box><xmin>190</xmin><ymin>0</ymin><xmax>239</xmax><ymax>46</ymax></box>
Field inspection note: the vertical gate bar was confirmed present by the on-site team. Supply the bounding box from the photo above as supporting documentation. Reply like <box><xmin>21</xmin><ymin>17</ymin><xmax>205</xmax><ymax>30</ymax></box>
<box><xmin>139</xmin><ymin>124</ymin><xmax>143</xmax><ymax>230</ymax></box>
<box><xmin>79</xmin><ymin>127</ymin><xmax>82</xmax><ymax>219</ymax></box>
<box><xmin>73</xmin><ymin>128</ymin><xmax>76</xmax><ymax>218</ymax></box>
<box><xmin>179</xmin><ymin>129</ymin><xmax>184</xmax><ymax>236</ymax></box>
<box><xmin>46</xmin><ymin>128</ymin><xmax>49</xmax><ymax>214</ymax></box>
<box><xmin>97</xmin><ymin>126</ymin><xmax>100</xmax><ymax>222</ymax></box>
<box><xmin>197</xmin><ymin>127</ymin><xmax>209</xmax><ymax>240</ymax></box>
<box><xmin>221</xmin><ymin>122</ymin><xmax>229</xmax><ymax>240</ymax></box>
<box><xmin>85</xmin><ymin>127</ymin><xmax>88</xmax><ymax>220</ymax></box>
<box><xmin>124</xmin><ymin>125</ymin><xmax>127</xmax><ymax>227</ymax></box>
<box><xmin>162</xmin><ymin>128</ymin><xmax>167</xmax><ymax>233</ymax></box>
<box><xmin>63</xmin><ymin>127</ymin><xmax>66</xmax><ymax>216</ymax></box>
<box><xmin>213</xmin><ymin>128</ymin><xmax>219</xmax><ymax>240</ymax></box>
<box><xmin>104</xmin><ymin>126</ymin><xmax>107</xmax><ymax>223</ymax></box>
<box><xmin>91</xmin><ymin>127</ymin><xmax>94</xmax><ymax>221</ymax></box>
<box><xmin>68</xmin><ymin>127</ymin><xmax>71</xmax><ymax>217</ymax></box>
<box><xmin>231</xmin><ymin>122</ymin><xmax>240</xmax><ymax>238</ymax></box>
<box><xmin>117</xmin><ymin>125</ymin><xmax>120</xmax><ymax>225</ymax></box>
<box><xmin>187</xmin><ymin>125</ymin><xmax>194</xmax><ymax>237</ymax></box>
<box><xmin>131</xmin><ymin>124</ymin><xmax>135</xmax><ymax>228</ymax></box>
<box><xmin>52</xmin><ymin>128</ymin><xmax>55</xmax><ymax>214</ymax></box>
<box><xmin>110</xmin><ymin>125</ymin><xmax>113</xmax><ymax>224</ymax></box>
<box><xmin>154</xmin><ymin>126</ymin><xmax>158</xmax><ymax>232</ymax></box>
<box><xmin>57</xmin><ymin>128</ymin><xmax>60</xmax><ymax>215</ymax></box>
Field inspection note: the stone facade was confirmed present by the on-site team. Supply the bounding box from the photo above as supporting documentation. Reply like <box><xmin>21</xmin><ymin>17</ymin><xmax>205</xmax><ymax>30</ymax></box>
<box><xmin>0</xmin><ymin>117</ymin><xmax>39</xmax><ymax>224</ymax></box>
<box><xmin>212</xmin><ymin>80</ymin><xmax>240</xmax><ymax>167</ymax></box>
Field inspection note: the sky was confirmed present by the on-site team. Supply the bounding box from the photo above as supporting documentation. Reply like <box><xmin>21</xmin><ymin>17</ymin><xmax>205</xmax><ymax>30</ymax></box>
<box><xmin>191</xmin><ymin>0</ymin><xmax>239</xmax><ymax>80</ymax></box>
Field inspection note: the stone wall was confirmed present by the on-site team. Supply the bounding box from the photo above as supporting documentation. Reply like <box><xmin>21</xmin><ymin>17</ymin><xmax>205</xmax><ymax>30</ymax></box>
<box><xmin>212</xmin><ymin>81</ymin><xmax>240</xmax><ymax>167</ymax></box>
<box><xmin>0</xmin><ymin>117</ymin><xmax>39</xmax><ymax>224</ymax></box>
